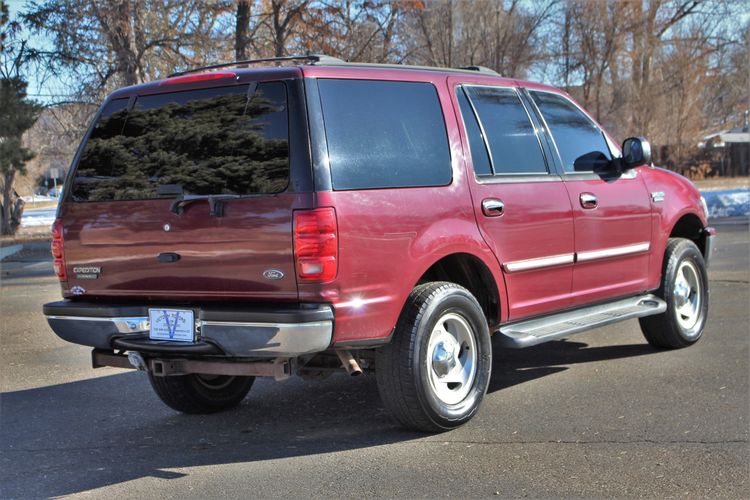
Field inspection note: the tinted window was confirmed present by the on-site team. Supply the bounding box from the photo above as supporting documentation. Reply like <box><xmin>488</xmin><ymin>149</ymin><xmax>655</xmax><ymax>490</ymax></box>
<box><xmin>71</xmin><ymin>83</ymin><xmax>289</xmax><ymax>201</ymax></box>
<box><xmin>456</xmin><ymin>87</ymin><xmax>492</xmax><ymax>176</ymax></box>
<box><xmin>530</xmin><ymin>91</ymin><xmax>612</xmax><ymax>172</ymax></box>
<box><xmin>466</xmin><ymin>86</ymin><xmax>546</xmax><ymax>174</ymax></box>
<box><xmin>318</xmin><ymin>79</ymin><xmax>452</xmax><ymax>190</ymax></box>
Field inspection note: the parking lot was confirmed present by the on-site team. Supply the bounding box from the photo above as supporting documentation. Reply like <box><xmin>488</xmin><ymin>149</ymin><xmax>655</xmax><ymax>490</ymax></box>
<box><xmin>1</xmin><ymin>222</ymin><xmax>747</xmax><ymax>498</ymax></box>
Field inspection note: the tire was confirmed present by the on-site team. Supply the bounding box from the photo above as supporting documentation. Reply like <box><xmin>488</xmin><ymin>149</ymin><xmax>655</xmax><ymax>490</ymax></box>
<box><xmin>376</xmin><ymin>282</ymin><xmax>492</xmax><ymax>433</ymax></box>
<box><xmin>639</xmin><ymin>238</ymin><xmax>709</xmax><ymax>349</ymax></box>
<box><xmin>148</xmin><ymin>372</ymin><xmax>254</xmax><ymax>414</ymax></box>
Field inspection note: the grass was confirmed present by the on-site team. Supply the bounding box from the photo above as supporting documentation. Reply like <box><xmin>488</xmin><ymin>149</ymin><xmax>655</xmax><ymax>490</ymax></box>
<box><xmin>692</xmin><ymin>176</ymin><xmax>749</xmax><ymax>191</ymax></box>
<box><xmin>23</xmin><ymin>201</ymin><xmax>59</xmax><ymax>210</ymax></box>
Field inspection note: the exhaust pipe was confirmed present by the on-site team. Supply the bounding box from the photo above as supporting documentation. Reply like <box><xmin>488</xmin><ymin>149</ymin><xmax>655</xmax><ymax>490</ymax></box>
<box><xmin>127</xmin><ymin>351</ymin><xmax>148</xmax><ymax>371</ymax></box>
<box><xmin>336</xmin><ymin>350</ymin><xmax>363</xmax><ymax>376</ymax></box>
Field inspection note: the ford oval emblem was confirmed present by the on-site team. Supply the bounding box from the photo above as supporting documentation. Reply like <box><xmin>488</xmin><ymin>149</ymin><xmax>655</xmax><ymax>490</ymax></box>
<box><xmin>263</xmin><ymin>269</ymin><xmax>284</xmax><ymax>280</ymax></box>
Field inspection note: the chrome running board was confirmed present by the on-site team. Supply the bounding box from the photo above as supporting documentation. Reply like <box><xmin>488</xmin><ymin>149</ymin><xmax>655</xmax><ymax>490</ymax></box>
<box><xmin>497</xmin><ymin>294</ymin><xmax>667</xmax><ymax>348</ymax></box>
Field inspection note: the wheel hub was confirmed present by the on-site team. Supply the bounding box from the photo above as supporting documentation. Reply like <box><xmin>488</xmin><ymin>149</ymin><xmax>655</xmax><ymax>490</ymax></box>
<box><xmin>425</xmin><ymin>313</ymin><xmax>478</xmax><ymax>405</ymax></box>
<box><xmin>673</xmin><ymin>279</ymin><xmax>691</xmax><ymax>307</ymax></box>
<box><xmin>432</xmin><ymin>339</ymin><xmax>457</xmax><ymax>378</ymax></box>
<box><xmin>673</xmin><ymin>260</ymin><xmax>702</xmax><ymax>331</ymax></box>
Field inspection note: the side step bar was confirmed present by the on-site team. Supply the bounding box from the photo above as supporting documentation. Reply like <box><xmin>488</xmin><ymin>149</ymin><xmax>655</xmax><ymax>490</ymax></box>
<box><xmin>497</xmin><ymin>294</ymin><xmax>667</xmax><ymax>348</ymax></box>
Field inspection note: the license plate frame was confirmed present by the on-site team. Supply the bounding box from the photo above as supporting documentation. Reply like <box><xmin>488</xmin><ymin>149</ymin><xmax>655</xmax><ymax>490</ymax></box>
<box><xmin>148</xmin><ymin>308</ymin><xmax>195</xmax><ymax>342</ymax></box>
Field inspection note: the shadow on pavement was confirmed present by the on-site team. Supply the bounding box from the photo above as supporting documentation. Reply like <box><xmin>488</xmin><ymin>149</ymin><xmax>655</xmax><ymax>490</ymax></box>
<box><xmin>489</xmin><ymin>339</ymin><xmax>657</xmax><ymax>392</ymax></box>
<box><xmin>0</xmin><ymin>339</ymin><xmax>657</xmax><ymax>497</ymax></box>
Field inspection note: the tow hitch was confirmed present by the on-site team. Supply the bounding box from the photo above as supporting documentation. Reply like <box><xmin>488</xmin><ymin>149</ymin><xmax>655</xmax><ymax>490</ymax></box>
<box><xmin>91</xmin><ymin>349</ymin><xmax>291</xmax><ymax>381</ymax></box>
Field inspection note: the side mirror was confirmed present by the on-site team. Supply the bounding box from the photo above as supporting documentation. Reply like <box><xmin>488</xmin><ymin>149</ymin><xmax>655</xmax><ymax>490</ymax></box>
<box><xmin>621</xmin><ymin>137</ymin><xmax>652</xmax><ymax>169</ymax></box>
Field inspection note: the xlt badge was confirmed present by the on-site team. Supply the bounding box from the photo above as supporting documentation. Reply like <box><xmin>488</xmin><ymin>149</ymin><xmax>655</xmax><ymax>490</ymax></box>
<box><xmin>73</xmin><ymin>266</ymin><xmax>101</xmax><ymax>280</ymax></box>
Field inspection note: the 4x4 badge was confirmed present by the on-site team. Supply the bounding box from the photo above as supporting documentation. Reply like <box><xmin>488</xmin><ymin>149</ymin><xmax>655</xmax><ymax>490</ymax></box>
<box><xmin>263</xmin><ymin>269</ymin><xmax>284</xmax><ymax>280</ymax></box>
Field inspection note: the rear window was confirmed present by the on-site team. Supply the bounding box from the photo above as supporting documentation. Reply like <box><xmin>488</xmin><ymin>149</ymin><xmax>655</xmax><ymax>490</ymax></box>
<box><xmin>71</xmin><ymin>82</ymin><xmax>289</xmax><ymax>202</ymax></box>
<box><xmin>318</xmin><ymin>79</ymin><xmax>452</xmax><ymax>190</ymax></box>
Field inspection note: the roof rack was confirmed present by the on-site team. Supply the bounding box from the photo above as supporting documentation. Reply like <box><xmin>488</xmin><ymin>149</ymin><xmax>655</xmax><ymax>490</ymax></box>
<box><xmin>168</xmin><ymin>53</ymin><xmax>503</xmax><ymax>79</ymax></box>
<box><xmin>168</xmin><ymin>54</ymin><xmax>345</xmax><ymax>77</ymax></box>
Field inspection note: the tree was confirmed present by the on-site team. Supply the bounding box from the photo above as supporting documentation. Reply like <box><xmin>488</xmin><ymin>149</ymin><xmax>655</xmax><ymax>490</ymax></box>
<box><xmin>22</xmin><ymin>1</ymin><xmax>228</xmax><ymax>102</ymax></box>
<box><xmin>1</xmin><ymin>1</ymin><xmax>41</xmax><ymax>235</ymax></box>
<box><xmin>409</xmin><ymin>0</ymin><xmax>556</xmax><ymax>77</ymax></box>
<box><xmin>235</xmin><ymin>0</ymin><xmax>252</xmax><ymax>59</ymax></box>
<box><xmin>0</xmin><ymin>0</ymin><xmax>8</xmax><ymax>52</ymax></box>
<box><xmin>0</xmin><ymin>77</ymin><xmax>40</xmax><ymax>235</ymax></box>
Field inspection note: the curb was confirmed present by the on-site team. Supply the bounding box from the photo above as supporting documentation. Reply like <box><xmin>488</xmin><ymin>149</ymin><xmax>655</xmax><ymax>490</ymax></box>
<box><xmin>0</xmin><ymin>244</ymin><xmax>23</xmax><ymax>261</ymax></box>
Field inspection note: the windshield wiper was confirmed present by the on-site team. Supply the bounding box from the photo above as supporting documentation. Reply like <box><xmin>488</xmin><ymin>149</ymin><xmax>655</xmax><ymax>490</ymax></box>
<box><xmin>169</xmin><ymin>194</ymin><xmax>241</xmax><ymax>217</ymax></box>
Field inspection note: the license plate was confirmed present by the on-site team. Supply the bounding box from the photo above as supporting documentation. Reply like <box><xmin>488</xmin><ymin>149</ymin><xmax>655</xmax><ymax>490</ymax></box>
<box><xmin>148</xmin><ymin>309</ymin><xmax>195</xmax><ymax>342</ymax></box>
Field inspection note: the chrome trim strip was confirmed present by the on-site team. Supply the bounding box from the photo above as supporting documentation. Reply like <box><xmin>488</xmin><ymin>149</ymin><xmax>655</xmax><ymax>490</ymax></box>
<box><xmin>199</xmin><ymin>320</ymin><xmax>329</xmax><ymax>330</ymax></box>
<box><xmin>576</xmin><ymin>242</ymin><xmax>650</xmax><ymax>262</ymax></box>
<box><xmin>504</xmin><ymin>253</ymin><xmax>574</xmax><ymax>273</ymax></box>
<box><xmin>476</xmin><ymin>174</ymin><xmax>561</xmax><ymax>184</ymax></box>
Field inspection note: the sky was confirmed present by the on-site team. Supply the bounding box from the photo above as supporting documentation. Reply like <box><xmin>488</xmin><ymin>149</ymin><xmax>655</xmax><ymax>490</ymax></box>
<box><xmin>6</xmin><ymin>0</ymin><xmax>750</xmax><ymax>105</ymax></box>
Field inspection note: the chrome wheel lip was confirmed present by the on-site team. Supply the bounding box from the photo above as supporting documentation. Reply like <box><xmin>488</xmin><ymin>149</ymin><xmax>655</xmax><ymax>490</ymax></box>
<box><xmin>673</xmin><ymin>260</ymin><xmax>702</xmax><ymax>334</ymax></box>
<box><xmin>426</xmin><ymin>312</ymin><xmax>478</xmax><ymax>405</ymax></box>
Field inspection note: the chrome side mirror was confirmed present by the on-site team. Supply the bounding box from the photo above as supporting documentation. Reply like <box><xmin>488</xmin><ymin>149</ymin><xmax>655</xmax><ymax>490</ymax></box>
<box><xmin>622</xmin><ymin>137</ymin><xmax>652</xmax><ymax>169</ymax></box>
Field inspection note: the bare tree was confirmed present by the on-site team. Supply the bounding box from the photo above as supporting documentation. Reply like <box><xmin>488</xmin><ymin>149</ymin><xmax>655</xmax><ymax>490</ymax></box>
<box><xmin>22</xmin><ymin>0</ymin><xmax>227</xmax><ymax>101</ymax></box>
<box><xmin>408</xmin><ymin>0</ymin><xmax>557</xmax><ymax>77</ymax></box>
<box><xmin>236</xmin><ymin>0</ymin><xmax>252</xmax><ymax>60</ymax></box>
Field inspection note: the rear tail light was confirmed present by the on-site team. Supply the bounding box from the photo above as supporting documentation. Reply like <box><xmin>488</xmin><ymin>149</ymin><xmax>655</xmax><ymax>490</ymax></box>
<box><xmin>294</xmin><ymin>208</ymin><xmax>338</xmax><ymax>282</ymax></box>
<box><xmin>51</xmin><ymin>218</ymin><xmax>66</xmax><ymax>281</ymax></box>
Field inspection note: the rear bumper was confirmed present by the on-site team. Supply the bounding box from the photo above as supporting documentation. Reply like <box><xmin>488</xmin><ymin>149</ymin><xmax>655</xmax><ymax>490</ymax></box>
<box><xmin>43</xmin><ymin>301</ymin><xmax>334</xmax><ymax>357</ymax></box>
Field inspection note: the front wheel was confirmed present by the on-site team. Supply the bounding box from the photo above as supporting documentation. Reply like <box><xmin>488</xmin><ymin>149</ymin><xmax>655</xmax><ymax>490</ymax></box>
<box><xmin>376</xmin><ymin>282</ymin><xmax>492</xmax><ymax>432</ymax></box>
<box><xmin>639</xmin><ymin>238</ymin><xmax>709</xmax><ymax>349</ymax></box>
<box><xmin>148</xmin><ymin>372</ymin><xmax>254</xmax><ymax>414</ymax></box>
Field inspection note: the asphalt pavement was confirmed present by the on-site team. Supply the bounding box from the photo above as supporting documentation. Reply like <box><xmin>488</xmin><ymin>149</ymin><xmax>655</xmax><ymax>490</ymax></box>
<box><xmin>1</xmin><ymin>223</ymin><xmax>747</xmax><ymax>498</ymax></box>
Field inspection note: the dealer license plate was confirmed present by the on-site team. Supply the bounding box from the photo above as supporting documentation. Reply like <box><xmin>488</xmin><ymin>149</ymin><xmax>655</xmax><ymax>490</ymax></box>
<box><xmin>148</xmin><ymin>309</ymin><xmax>195</xmax><ymax>342</ymax></box>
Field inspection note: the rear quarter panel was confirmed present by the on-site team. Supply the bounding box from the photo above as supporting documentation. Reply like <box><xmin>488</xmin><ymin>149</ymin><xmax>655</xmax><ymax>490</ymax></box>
<box><xmin>299</xmin><ymin>69</ymin><xmax>506</xmax><ymax>344</ymax></box>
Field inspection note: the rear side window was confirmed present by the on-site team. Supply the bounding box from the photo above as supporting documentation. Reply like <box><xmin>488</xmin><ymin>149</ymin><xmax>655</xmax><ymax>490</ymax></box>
<box><xmin>465</xmin><ymin>86</ymin><xmax>547</xmax><ymax>175</ymax></box>
<box><xmin>455</xmin><ymin>87</ymin><xmax>492</xmax><ymax>176</ymax></box>
<box><xmin>71</xmin><ymin>82</ymin><xmax>289</xmax><ymax>202</ymax></box>
<box><xmin>318</xmin><ymin>79</ymin><xmax>451</xmax><ymax>190</ymax></box>
<box><xmin>530</xmin><ymin>91</ymin><xmax>612</xmax><ymax>172</ymax></box>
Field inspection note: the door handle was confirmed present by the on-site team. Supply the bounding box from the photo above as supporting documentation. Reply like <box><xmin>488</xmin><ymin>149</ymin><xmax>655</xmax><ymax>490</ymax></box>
<box><xmin>482</xmin><ymin>198</ymin><xmax>505</xmax><ymax>217</ymax></box>
<box><xmin>580</xmin><ymin>193</ymin><xmax>598</xmax><ymax>209</ymax></box>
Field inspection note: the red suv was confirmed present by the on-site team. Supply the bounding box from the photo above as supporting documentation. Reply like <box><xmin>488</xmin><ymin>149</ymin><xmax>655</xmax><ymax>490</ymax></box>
<box><xmin>44</xmin><ymin>55</ymin><xmax>715</xmax><ymax>432</ymax></box>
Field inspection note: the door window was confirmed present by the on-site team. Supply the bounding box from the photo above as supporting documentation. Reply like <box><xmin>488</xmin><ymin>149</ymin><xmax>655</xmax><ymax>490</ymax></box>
<box><xmin>455</xmin><ymin>87</ymin><xmax>492</xmax><ymax>176</ymax></box>
<box><xmin>464</xmin><ymin>86</ymin><xmax>547</xmax><ymax>175</ymax></box>
<box><xmin>530</xmin><ymin>91</ymin><xmax>612</xmax><ymax>173</ymax></box>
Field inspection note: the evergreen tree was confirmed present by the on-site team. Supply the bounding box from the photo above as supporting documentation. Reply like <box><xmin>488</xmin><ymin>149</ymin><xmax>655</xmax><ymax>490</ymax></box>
<box><xmin>1</xmin><ymin>0</ymin><xmax>40</xmax><ymax>234</ymax></box>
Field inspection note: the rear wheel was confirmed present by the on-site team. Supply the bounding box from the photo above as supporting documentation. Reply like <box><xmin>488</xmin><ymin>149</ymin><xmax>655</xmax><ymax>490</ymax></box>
<box><xmin>639</xmin><ymin>238</ymin><xmax>709</xmax><ymax>348</ymax></box>
<box><xmin>148</xmin><ymin>372</ymin><xmax>254</xmax><ymax>414</ymax></box>
<box><xmin>376</xmin><ymin>282</ymin><xmax>492</xmax><ymax>432</ymax></box>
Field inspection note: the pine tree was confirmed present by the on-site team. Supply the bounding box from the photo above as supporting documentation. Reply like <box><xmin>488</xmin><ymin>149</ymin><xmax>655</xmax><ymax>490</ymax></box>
<box><xmin>0</xmin><ymin>77</ymin><xmax>39</xmax><ymax>234</ymax></box>
<box><xmin>1</xmin><ymin>0</ymin><xmax>41</xmax><ymax>235</ymax></box>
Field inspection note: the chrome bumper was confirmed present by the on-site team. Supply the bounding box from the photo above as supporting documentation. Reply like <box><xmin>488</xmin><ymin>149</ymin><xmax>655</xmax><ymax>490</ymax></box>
<box><xmin>44</xmin><ymin>302</ymin><xmax>334</xmax><ymax>358</ymax></box>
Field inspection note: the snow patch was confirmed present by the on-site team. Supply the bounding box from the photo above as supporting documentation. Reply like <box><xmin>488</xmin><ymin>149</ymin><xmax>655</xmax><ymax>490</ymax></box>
<box><xmin>702</xmin><ymin>189</ymin><xmax>750</xmax><ymax>219</ymax></box>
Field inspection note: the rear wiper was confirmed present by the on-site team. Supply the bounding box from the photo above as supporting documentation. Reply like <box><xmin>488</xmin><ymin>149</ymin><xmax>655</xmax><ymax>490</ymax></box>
<box><xmin>169</xmin><ymin>194</ymin><xmax>241</xmax><ymax>217</ymax></box>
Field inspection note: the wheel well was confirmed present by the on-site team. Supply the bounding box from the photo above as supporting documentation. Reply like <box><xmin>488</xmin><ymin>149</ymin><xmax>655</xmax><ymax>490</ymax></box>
<box><xmin>670</xmin><ymin>213</ymin><xmax>706</xmax><ymax>255</ymax></box>
<box><xmin>417</xmin><ymin>253</ymin><xmax>500</xmax><ymax>327</ymax></box>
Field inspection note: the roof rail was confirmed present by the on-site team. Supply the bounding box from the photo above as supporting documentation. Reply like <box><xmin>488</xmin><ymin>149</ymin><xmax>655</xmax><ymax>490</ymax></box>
<box><xmin>460</xmin><ymin>66</ymin><xmax>501</xmax><ymax>76</ymax></box>
<box><xmin>168</xmin><ymin>54</ymin><xmax>345</xmax><ymax>78</ymax></box>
